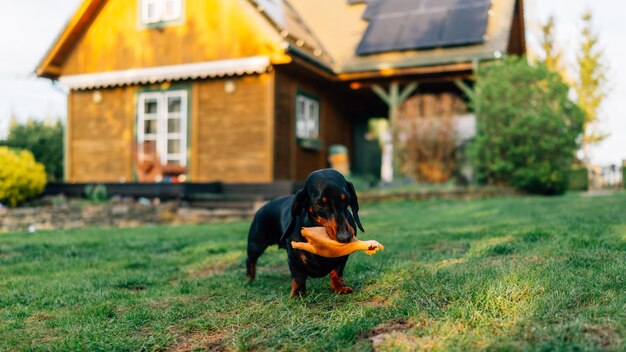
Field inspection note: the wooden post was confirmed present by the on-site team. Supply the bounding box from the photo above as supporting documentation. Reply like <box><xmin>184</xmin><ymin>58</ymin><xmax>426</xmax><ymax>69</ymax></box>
<box><xmin>372</xmin><ymin>82</ymin><xmax>419</xmax><ymax>182</ymax></box>
<box><xmin>65</xmin><ymin>91</ymin><xmax>72</xmax><ymax>182</ymax></box>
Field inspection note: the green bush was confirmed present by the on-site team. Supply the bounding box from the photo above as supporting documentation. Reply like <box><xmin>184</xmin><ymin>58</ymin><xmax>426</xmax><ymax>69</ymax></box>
<box><xmin>0</xmin><ymin>147</ymin><xmax>47</xmax><ymax>206</ymax></box>
<box><xmin>1</xmin><ymin>120</ymin><xmax>63</xmax><ymax>181</ymax></box>
<box><xmin>468</xmin><ymin>57</ymin><xmax>585</xmax><ymax>195</ymax></box>
<box><xmin>84</xmin><ymin>184</ymin><xmax>108</xmax><ymax>203</ymax></box>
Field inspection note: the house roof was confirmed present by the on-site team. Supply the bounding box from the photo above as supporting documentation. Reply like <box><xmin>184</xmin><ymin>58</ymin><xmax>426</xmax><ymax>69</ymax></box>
<box><xmin>59</xmin><ymin>56</ymin><xmax>271</xmax><ymax>90</ymax></box>
<box><xmin>36</xmin><ymin>0</ymin><xmax>106</xmax><ymax>78</ymax></box>
<box><xmin>37</xmin><ymin>0</ymin><xmax>524</xmax><ymax>81</ymax></box>
<box><xmin>287</xmin><ymin>0</ymin><xmax>522</xmax><ymax>75</ymax></box>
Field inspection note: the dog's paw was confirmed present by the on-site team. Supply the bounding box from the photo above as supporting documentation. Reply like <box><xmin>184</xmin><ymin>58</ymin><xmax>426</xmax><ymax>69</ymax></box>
<box><xmin>290</xmin><ymin>290</ymin><xmax>306</xmax><ymax>298</ymax></box>
<box><xmin>333</xmin><ymin>285</ymin><xmax>353</xmax><ymax>294</ymax></box>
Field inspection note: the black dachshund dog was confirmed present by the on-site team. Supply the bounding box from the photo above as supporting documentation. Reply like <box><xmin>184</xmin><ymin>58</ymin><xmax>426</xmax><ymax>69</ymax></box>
<box><xmin>246</xmin><ymin>169</ymin><xmax>364</xmax><ymax>296</ymax></box>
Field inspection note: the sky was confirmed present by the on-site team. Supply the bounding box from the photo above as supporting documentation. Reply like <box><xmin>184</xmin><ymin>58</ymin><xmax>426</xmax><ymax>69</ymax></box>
<box><xmin>0</xmin><ymin>0</ymin><xmax>624</xmax><ymax>166</ymax></box>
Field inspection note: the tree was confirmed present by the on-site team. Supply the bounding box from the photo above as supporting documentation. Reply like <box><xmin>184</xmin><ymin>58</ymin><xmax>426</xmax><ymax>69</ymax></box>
<box><xmin>466</xmin><ymin>57</ymin><xmax>584</xmax><ymax>195</ymax></box>
<box><xmin>574</xmin><ymin>10</ymin><xmax>608</xmax><ymax>165</ymax></box>
<box><xmin>1</xmin><ymin>119</ymin><xmax>64</xmax><ymax>181</ymax></box>
<box><xmin>539</xmin><ymin>15</ymin><xmax>563</xmax><ymax>74</ymax></box>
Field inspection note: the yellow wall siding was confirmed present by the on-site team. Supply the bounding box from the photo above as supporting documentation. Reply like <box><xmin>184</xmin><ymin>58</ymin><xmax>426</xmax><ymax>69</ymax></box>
<box><xmin>192</xmin><ymin>73</ymin><xmax>275</xmax><ymax>182</ymax></box>
<box><xmin>62</xmin><ymin>0</ymin><xmax>284</xmax><ymax>75</ymax></box>
<box><xmin>67</xmin><ymin>74</ymin><xmax>275</xmax><ymax>183</ymax></box>
<box><xmin>68</xmin><ymin>88</ymin><xmax>135</xmax><ymax>182</ymax></box>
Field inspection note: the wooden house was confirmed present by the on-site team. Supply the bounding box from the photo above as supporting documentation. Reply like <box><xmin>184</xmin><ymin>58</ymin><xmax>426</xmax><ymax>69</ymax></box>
<box><xmin>37</xmin><ymin>0</ymin><xmax>525</xmax><ymax>183</ymax></box>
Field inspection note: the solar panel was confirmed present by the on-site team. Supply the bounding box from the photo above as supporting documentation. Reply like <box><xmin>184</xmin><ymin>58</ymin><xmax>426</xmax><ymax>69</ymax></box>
<box><xmin>356</xmin><ymin>14</ymin><xmax>408</xmax><ymax>55</ymax></box>
<box><xmin>362</xmin><ymin>0</ymin><xmax>382</xmax><ymax>20</ymax></box>
<box><xmin>424</xmin><ymin>0</ymin><xmax>466</xmax><ymax>10</ymax></box>
<box><xmin>356</xmin><ymin>0</ymin><xmax>491</xmax><ymax>55</ymax></box>
<box><xmin>375</xmin><ymin>0</ymin><xmax>423</xmax><ymax>15</ymax></box>
<box><xmin>440</xmin><ymin>3</ymin><xmax>490</xmax><ymax>46</ymax></box>
<box><xmin>363</xmin><ymin>0</ymin><xmax>423</xmax><ymax>20</ymax></box>
<box><xmin>396</xmin><ymin>10</ymin><xmax>447</xmax><ymax>50</ymax></box>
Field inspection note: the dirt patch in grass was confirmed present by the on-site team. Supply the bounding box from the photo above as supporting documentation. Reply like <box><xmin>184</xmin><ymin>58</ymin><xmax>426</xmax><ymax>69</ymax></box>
<box><xmin>364</xmin><ymin>295</ymin><xmax>394</xmax><ymax>308</ymax></box>
<box><xmin>362</xmin><ymin>319</ymin><xmax>414</xmax><ymax>350</ymax></box>
<box><xmin>583</xmin><ymin>324</ymin><xmax>622</xmax><ymax>348</ymax></box>
<box><xmin>187</xmin><ymin>263</ymin><xmax>233</xmax><ymax>278</ymax></box>
<box><xmin>27</xmin><ymin>312</ymin><xmax>54</xmax><ymax>323</ymax></box>
<box><xmin>0</xmin><ymin>250</ymin><xmax>16</xmax><ymax>260</ymax></box>
<box><xmin>518</xmin><ymin>255</ymin><xmax>546</xmax><ymax>264</ymax></box>
<box><xmin>168</xmin><ymin>330</ymin><xmax>227</xmax><ymax>352</ymax></box>
<box><xmin>435</xmin><ymin>257</ymin><xmax>466</xmax><ymax>268</ymax></box>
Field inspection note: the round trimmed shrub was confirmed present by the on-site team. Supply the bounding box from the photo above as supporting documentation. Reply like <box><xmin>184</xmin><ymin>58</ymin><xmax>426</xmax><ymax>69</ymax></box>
<box><xmin>0</xmin><ymin>147</ymin><xmax>47</xmax><ymax>206</ymax></box>
<box><xmin>468</xmin><ymin>57</ymin><xmax>585</xmax><ymax>195</ymax></box>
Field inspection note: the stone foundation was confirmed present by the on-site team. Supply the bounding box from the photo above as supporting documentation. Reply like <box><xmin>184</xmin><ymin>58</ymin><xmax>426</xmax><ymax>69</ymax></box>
<box><xmin>0</xmin><ymin>201</ymin><xmax>255</xmax><ymax>233</ymax></box>
<box><xmin>0</xmin><ymin>187</ymin><xmax>517</xmax><ymax>234</ymax></box>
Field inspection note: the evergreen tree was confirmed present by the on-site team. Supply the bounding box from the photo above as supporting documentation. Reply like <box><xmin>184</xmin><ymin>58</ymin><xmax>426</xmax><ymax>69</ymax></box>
<box><xmin>539</xmin><ymin>15</ymin><xmax>563</xmax><ymax>74</ymax></box>
<box><xmin>574</xmin><ymin>10</ymin><xmax>608</xmax><ymax>164</ymax></box>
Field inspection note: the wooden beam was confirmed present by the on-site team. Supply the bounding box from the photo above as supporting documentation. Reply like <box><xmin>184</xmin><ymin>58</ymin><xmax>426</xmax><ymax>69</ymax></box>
<box><xmin>454</xmin><ymin>80</ymin><xmax>474</xmax><ymax>100</ymax></box>
<box><xmin>455</xmin><ymin>79</ymin><xmax>479</xmax><ymax>115</ymax></box>
<box><xmin>36</xmin><ymin>0</ymin><xmax>107</xmax><ymax>78</ymax></box>
<box><xmin>65</xmin><ymin>91</ymin><xmax>73</xmax><ymax>181</ymax></box>
<box><xmin>371</xmin><ymin>84</ymin><xmax>391</xmax><ymax>105</ymax></box>
<box><xmin>338</xmin><ymin>62</ymin><xmax>474</xmax><ymax>81</ymax></box>
<box><xmin>516</xmin><ymin>0</ymin><xmax>527</xmax><ymax>55</ymax></box>
<box><xmin>370</xmin><ymin>81</ymin><xmax>420</xmax><ymax>182</ymax></box>
<box><xmin>398</xmin><ymin>82</ymin><xmax>419</xmax><ymax>104</ymax></box>
<box><xmin>286</xmin><ymin>55</ymin><xmax>337</xmax><ymax>82</ymax></box>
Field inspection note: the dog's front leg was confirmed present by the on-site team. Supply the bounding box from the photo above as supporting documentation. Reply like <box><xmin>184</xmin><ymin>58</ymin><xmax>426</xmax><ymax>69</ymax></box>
<box><xmin>330</xmin><ymin>258</ymin><xmax>352</xmax><ymax>294</ymax></box>
<box><xmin>290</xmin><ymin>277</ymin><xmax>307</xmax><ymax>297</ymax></box>
<box><xmin>329</xmin><ymin>269</ymin><xmax>353</xmax><ymax>294</ymax></box>
<box><xmin>288</xmin><ymin>259</ymin><xmax>308</xmax><ymax>297</ymax></box>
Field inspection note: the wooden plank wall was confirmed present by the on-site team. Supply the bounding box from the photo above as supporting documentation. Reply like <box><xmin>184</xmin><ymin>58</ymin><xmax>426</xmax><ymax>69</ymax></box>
<box><xmin>274</xmin><ymin>68</ymin><xmax>353</xmax><ymax>181</ymax></box>
<box><xmin>67</xmin><ymin>73</ymin><xmax>275</xmax><ymax>183</ymax></box>
<box><xmin>61</xmin><ymin>0</ymin><xmax>285</xmax><ymax>75</ymax></box>
<box><xmin>191</xmin><ymin>73</ymin><xmax>275</xmax><ymax>183</ymax></box>
<box><xmin>68</xmin><ymin>88</ymin><xmax>134</xmax><ymax>182</ymax></box>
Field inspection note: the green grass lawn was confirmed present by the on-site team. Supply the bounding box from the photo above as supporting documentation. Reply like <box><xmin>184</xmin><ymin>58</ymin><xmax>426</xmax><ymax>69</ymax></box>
<box><xmin>1</xmin><ymin>193</ymin><xmax>625</xmax><ymax>351</ymax></box>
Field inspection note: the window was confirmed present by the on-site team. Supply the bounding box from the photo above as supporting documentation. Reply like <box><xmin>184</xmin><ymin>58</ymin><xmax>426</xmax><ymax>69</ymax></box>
<box><xmin>295</xmin><ymin>93</ymin><xmax>320</xmax><ymax>140</ymax></box>
<box><xmin>140</xmin><ymin>0</ymin><xmax>182</xmax><ymax>24</ymax></box>
<box><xmin>137</xmin><ymin>90</ymin><xmax>188</xmax><ymax>166</ymax></box>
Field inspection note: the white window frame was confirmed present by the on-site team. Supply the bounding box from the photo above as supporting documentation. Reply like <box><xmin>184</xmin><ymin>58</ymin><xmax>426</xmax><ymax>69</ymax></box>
<box><xmin>137</xmin><ymin>90</ymin><xmax>188</xmax><ymax>166</ymax></box>
<box><xmin>295</xmin><ymin>93</ymin><xmax>320</xmax><ymax>140</ymax></box>
<box><xmin>140</xmin><ymin>0</ymin><xmax>183</xmax><ymax>24</ymax></box>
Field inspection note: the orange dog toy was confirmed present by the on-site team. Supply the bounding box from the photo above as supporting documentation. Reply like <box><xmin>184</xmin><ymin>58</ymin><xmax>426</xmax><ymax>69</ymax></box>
<box><xmin>291</xmin><ymin>227</ymin><xmax>384</xmax><ymax>258</ymax></box>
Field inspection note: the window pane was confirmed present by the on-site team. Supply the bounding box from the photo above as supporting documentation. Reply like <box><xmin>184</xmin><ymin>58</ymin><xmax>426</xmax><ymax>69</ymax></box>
<box><xmin>295</xmin><ymin>95</ymin><xmax>320</xmax><ymax>139</ymax></box>
<box><xmin>148</xmin><ymin>2</ymin><xmax>156</xmax><ymax>18</ymax></box>
<box><xmin>142</xmin><ymin>0</ymin><xmax>160</xmax><ymax>23</ymax></box>
<box><xmin>144</xmin><ymin>99</ymin><xmax>158</xmax><ymax>114</ymax></box>
<box><xmin>298</xmin><ymin>99</ymin><xmax>305</xmax><ymax>119</ymax></box>
<box><xmin>167</xmin><ymin>157</ymin><xmax>181</xmax><ymax>165</ymax></box>
<box><xmin>144</xmin><ymin>120</ymin><xmax>158</xmax><ymax>134</ymax></box>
<box><xmin>168</xmin><ymin>118</ymin><xmax>180</xmax><ymax>133</ymax></box>
<box><xmin>310</xmin><ymin>102</ymin><xmax>319</xmax><ymax>138</ymax></box>
<box><xmin>168</xmin><ymin>97</ymin><xmax>181</xmax><ymax>113</ymax></box>
<box><xmin>168</xmin><ymin>139</ymin><xmax>180</xmax><ymax>154</ymax></box>
<box><xmin>163</xmin><ymin>0</ymin><xmax>182</xmax><ymax>20</ymax></box>
<box><xmin>296</xmin><ymin>120</ymin><xmax>305</xmax><ymax>139</ymax></box>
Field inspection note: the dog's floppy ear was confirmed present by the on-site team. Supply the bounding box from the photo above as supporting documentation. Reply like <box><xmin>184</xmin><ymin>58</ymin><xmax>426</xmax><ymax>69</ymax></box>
<box><xmin>346</xmin><ymin>181</ymin><xmax>364</xmax><ymax>232</ymax></box>
<box><xmin>281</xmin><ymin>188</ymin><xmax>307</xmax><ymax>244</ymax></box>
